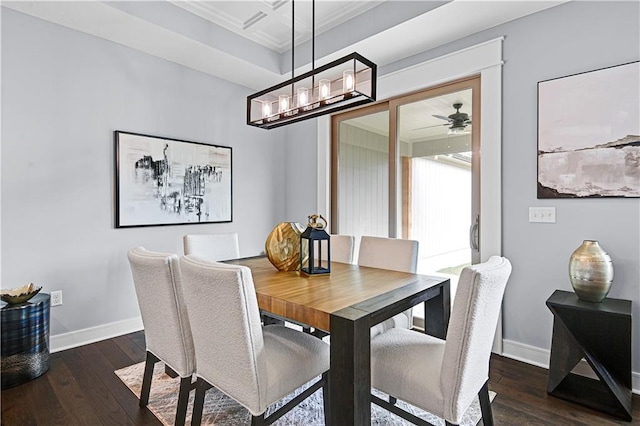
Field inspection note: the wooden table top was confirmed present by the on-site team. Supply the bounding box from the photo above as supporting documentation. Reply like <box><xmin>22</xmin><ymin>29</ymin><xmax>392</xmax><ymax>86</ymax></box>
<box><xmin>227</xmin><ymin>256</ymin><xmax>442</xmax><ymax>332</ymax></box>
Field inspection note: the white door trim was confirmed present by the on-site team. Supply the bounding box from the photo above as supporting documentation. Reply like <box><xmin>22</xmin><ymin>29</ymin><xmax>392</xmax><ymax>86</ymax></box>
<box><xmin>317</xmin><ymin>36</ymin><xmax>504</xmax><ymax>352</ymax></box>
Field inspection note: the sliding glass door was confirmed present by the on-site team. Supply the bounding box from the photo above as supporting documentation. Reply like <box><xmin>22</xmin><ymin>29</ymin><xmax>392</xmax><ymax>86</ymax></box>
<box><xmin>331</xmin><ymin>76</ymin><xmax>480</xmax><ymax>287</ymax></box>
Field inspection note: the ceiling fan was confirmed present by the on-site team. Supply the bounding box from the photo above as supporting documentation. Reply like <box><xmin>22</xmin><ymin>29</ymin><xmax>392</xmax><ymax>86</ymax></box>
<box><xmin>414</xmin><ymin>102</ymin><xmax>472</xmax><ymax>134</ymax></box>
<box><xmin>432</xmin><ymin>102</ymin><xmax>471</xmax><ymax>134</ymax></box>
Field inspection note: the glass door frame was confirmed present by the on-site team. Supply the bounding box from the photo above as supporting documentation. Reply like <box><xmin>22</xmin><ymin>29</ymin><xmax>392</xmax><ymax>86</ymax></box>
<box><xmin>330</xmin><ymin>101</ymin><xmax>389</xmax><ymax>231</ymax></box>
<box><xmin>331</xmin><ymin>75</ymin><xmax>481</xmax><ymax>254</ymax></box>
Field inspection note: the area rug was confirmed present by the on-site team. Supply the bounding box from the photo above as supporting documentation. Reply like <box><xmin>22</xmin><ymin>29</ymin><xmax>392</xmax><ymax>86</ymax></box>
<box><xmin>115</xmin><ymin>362</ymin><xmax>495</xmax><ymax>425</ymax></box>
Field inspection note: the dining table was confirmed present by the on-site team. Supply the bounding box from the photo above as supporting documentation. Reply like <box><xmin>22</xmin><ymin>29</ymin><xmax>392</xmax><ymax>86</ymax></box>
<box><xmin>227</xmin><ymin>256</ymin><xmax>451</xmax><ymax>425</ymax></box>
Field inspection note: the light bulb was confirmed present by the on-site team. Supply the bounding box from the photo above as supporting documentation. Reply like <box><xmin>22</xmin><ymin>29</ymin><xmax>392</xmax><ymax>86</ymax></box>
<box><xmin>279</xmin><ymin>94</ymin><xmax>289</xmax><ymax>113</ymax></box>
<box><xmin>297</xmin><ymin>87</ymin><xmax>309</xmax><ymax>107</ymax></box>
<box><xmin>343</xmin><ymin>70</ymin><xmax>355</xmax><ymax>93</ymax></box>
<box><xmin>262</xmin><ymin>101</ymin><xmax>272</xmax><ymax>117</ymax></box>
<box><xmin>447</xmin><ymin>125</ymin><xmax>469</xmax><ymax>135</ymax></box>
<box><xmin>319</xmin><ymin>79</ymin><xmax>331</xmax><ymax>100</ymax></box>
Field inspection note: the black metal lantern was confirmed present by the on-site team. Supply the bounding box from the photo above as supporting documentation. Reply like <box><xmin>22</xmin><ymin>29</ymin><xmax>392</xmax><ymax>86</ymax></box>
<box><xmin>300</xmin><ymin>214</ymin><xmax>331</xmax><ymax>275</ymax></box>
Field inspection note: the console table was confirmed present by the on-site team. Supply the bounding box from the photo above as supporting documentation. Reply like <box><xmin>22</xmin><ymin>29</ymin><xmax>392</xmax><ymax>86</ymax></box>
<box><xmin>546</xmin><ymin>290</ymin><xmax>632</xmax><ymax>421</ymax></box>
<box><xmin>1</xmin><ymin>293</ymin><xmax>51</xmax><ymax>389</ymax></box>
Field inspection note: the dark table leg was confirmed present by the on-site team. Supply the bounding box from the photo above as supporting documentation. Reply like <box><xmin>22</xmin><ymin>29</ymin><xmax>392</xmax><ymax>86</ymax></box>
<box><xmin>329</xmin><ymin>310</ymin><xmax>371</xmax><ymax>426</ymax></box>
<box><xmin>423</xmin><ymin>280</ymin><xmax>450</xmax><ymax>339</ymax></box>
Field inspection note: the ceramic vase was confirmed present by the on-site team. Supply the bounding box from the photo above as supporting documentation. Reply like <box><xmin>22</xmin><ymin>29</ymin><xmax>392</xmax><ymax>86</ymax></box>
<box><xmin>568</xmin><ymin>240</ymin><xmax>614</xmax><ymax>303</ymax></box>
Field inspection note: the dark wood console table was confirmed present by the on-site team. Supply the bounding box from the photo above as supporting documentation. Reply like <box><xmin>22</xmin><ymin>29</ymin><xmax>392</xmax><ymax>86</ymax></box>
<box><xmin>546</xmin><ymin>290</ymin><xmax>632</xmax><ymax>421</ymax></box>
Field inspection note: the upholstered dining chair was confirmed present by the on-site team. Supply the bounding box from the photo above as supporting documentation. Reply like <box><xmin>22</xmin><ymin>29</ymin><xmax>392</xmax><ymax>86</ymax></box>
<box><xmin>330</xmin><ymin>234</ymin><xmax>355</xmax><ymax>264</ymax></box>
<box><xmin>183</xmin><ymin>232</ymin><xmax>240</xmax><ymax>261</ymax></box>
<box><xmin>179</xmin><ymin>255</ymin><xmax>330</xmax><ymax>426</ymax></box>
<box><xmin>357</xmin><ymin>236</ymin><xmax>419</xmax><ymax>338</ymax></box>
<box><xmin>370</xmin><ymin>256</ymin><xmax>512</xmax><ymax>426</ymax></box>
<box><xmin>127</xmin><ymin>247</ymin><xmax>195</xmax><ymax>426</ymax></box>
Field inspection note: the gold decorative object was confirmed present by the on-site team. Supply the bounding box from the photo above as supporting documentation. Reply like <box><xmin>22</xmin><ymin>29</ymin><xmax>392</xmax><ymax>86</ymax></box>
<box><xmin>1</xmin><ymin>283</ymin><xmax>42</xmax><ymax>305</ymax></box>
<box><xmin>306</xmin><ymin>214</ymin><xmax>327</xmax><ymax>229</ymax></box>
<box><xmin>265</xmin><ymin>222</ymin><xmax>307</xmax><ymax>271</ymax></box>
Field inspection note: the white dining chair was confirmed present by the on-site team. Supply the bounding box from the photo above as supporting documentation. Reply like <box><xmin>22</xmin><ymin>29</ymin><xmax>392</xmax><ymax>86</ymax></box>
<box><xmin>370</xmin><ymin>256</ymin><xmax>512</xmax><ymax>426</ymax></box>
<box><xmin>357</xmin><ymin>236</ymin><xmax>419</xmax><ymax>338</ymax></box>
<box><xmin>183</xmin><ymin>232</ymin><xmax>240</xmax><ymax>261</ymax></box>
<box><xmin>127</xmin><ymin>247</ymin><xmax>195</xmax><ymax>426</ymax></box>
<box><xmin>179</xmin><ymin>255</ymin><xmax>330</xmax><ymax>426</ymax></box>
<box><xmin>330</xmin><ymin>234</ymin><xmax>355</xmax><ymax>264</ymax></box>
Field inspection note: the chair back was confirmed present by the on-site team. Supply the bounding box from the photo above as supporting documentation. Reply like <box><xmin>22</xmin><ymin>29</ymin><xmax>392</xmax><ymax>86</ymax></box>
<box><xmin>357</xmin><ymin>236</ymin><xmax>418</xmax><ymax>273</ymax></box>
<box><xmin>440</xmin><ymin>256</ymin><xmax>512</xmax><ymax>422</ymax></box>
<box><xmin>179</xmin><ymin>255</ymin><xmax>267</xmax><ymax>414</ymax></box>
<box><xmin>127</xmin><ymin>247</ymin><xmax>195</xmax><ymax>377</ymax></box>
<box><xmin>183</xmin><ymin>232</ymin><xmax>240</xmax><ymax>261</ymax></box>
<box><xmin>330</xmin><ymin>234</ymin><xmax>355</xmax><ymax>264</ymax></box>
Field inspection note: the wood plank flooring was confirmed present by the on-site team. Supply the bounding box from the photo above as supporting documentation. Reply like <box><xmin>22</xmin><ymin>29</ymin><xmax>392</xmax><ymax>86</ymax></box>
<box><xmin>1</xmin><ymin>331</ymin><xmax>639</xmax><ymax>425</ymax></box>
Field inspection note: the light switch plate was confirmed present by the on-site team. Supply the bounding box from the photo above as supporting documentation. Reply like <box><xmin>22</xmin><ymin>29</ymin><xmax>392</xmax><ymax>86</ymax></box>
<box><xmin>529</xmin><ymin>207</ymin><xmax>556</xmax><ymax>223</ymax></box>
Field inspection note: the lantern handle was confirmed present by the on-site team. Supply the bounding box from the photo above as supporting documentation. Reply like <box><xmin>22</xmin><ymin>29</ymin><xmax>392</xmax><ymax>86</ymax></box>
<box><xmin>307</xmin><ymin>214</ymin><xmax>327</xmax><ymax>230</ymax></box>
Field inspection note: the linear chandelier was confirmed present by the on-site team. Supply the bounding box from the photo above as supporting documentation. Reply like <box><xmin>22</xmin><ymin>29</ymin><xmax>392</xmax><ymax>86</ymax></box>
<box><xmin>247</xmin><ymin>0</ymin><xmax>377</xmax><ymax>130</ymax></box>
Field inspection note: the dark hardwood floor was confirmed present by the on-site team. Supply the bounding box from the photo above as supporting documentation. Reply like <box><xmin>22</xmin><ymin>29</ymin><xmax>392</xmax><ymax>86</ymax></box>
<box><xmin>1</xmin><ymin>331</ymin><xmax>638</xmax><ymax>425</ymax></box>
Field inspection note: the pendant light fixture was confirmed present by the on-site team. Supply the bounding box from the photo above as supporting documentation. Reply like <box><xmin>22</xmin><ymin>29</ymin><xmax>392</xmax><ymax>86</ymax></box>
<box><xmin>246</xmin><ymin>0</ymin><xmax>377</xmax><ymax>129</ymax></box>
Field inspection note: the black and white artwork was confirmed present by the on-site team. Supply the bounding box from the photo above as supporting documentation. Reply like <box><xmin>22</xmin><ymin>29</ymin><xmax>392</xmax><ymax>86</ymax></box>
<box><xmin>537</xmin><ymin>61</ymin><xmax>640</xmax><ymax>198</ymax></box>
<box><xmin>115</xmin><ymin>131</ymin><xmax>232</xmax><ymax>228</ymax></box>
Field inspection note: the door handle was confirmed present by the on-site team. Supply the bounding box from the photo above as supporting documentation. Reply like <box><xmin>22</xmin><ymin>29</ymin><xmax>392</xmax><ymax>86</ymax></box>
<box><xmin>469</xmin><ymin>214</ymin><xmax>479</xmax><ymax>251</ymax></box>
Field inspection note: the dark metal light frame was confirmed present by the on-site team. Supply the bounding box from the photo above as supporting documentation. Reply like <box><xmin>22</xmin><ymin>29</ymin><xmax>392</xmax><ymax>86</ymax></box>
<box><xmin>247</xmin><ymin>52</ymin><xmax>377</xmax><ymax>129</ymax></box>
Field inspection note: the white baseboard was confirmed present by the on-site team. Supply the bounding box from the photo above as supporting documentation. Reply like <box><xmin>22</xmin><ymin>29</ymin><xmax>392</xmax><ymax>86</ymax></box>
<box><xmin>502</xmin><ymin>339</ymin><xmax>640</xmax><ymax>395</ymax></box>
<box><xmin>50</xmin><ymin>316</ymin><xmax>144</xmax><ymax>353</ymax></box>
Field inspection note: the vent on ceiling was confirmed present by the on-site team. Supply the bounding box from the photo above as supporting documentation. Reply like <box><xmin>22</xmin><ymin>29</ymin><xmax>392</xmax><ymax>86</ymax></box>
<box><xmin>272</xmin><ymin>0</ymin><xmax>289</xmax><ymax>11</ymax></box>
<box><xmin>243</xmin><ymin>11</ymin><xmax>268</xmax><ymax>30</ymax></box>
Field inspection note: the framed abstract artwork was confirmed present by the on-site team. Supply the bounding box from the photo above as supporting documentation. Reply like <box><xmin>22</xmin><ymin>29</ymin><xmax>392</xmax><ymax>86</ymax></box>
<box><xmin>537</xmin><ymin>61</ymin><xmax>639</xmax><ymax>198</ymax></box>
<box><xmin>115</xmin><ymin>131</ymin><xmax>232</xmax><ymax>228</ymax></box>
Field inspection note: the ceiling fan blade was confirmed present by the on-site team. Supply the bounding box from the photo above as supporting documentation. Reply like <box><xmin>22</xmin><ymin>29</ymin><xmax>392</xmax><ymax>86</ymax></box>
<box><xmin>432</xmin><ymin>114</ymin><xmax>451</xmax><ymax>122</ymax></box>
<box><xmin>413</xmin><ymin>123</ymin><xmax>448</xmax><ymax>131</ymax></box>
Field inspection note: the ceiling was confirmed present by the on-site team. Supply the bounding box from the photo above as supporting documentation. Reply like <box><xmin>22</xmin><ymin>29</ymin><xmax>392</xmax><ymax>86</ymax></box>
<box><xmin>169</xmin><ymin>0</ymin><xmax>385</xmax><ymax>53</ymax></box>
<box><xmin>3</xmin><ymin>0</ymin><xmax>569</xmax><ymax>89</ymax></box>
<box><xmin>3</xmin><ymin>1</ymin><xmax>568</xmax><ymax>136</ymax></box>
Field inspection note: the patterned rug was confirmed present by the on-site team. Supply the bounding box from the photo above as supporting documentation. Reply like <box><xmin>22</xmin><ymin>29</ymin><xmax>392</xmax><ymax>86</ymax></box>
<box><xmin>115</xmin><ymin>362</ymin><xmax>495</xmax><ymax>425</ymax></box>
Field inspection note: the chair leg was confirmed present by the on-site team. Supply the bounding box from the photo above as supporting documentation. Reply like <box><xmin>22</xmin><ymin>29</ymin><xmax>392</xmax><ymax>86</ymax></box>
<box><xmin>165</xmin><ymin>364</ymin><xmax>179</xmax><ymax>378</ymax></box>
<box><xmin>191</xmin><ymin>377</ymin><xmax>211</xmax><ymax>426</ymax></box>
<box><xmin>262</xmin><ymin>314</ymin><xmax>284</xmax><ymax>326</ymax></box>
<box><xmin>478</xmin><ymin>380</ymin><xmax>494</xmax><ymax>426</ymax></box>
<box><xmin>321</xmin><ymin>371</ymin><xmax>330</xmax><ymax>426</ymax></box>
<box><xmin>251</xmin><ymin>414</ymin><xmax>266</xmax><ymax>426</ymax></box>
<box><xmin>140</xmin><ymin>351</ymin><xmax>159</xmax><ymax>407</ymax></box>
<box><xmin>174</xmin><ymin>376</ymin><xmax>192</xmax><ymax>426</ymax></box>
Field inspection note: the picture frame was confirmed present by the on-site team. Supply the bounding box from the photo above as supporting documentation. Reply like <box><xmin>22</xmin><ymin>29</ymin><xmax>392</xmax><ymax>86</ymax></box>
<box><xmin>537</xmin><ymin>61</ymin><xmax>640</xmax><ymax>198</ymax></box>
<box><xmin>115</xmin><ymin>131</ymin><xmax>232</xmax><ymax>228</ymax></box>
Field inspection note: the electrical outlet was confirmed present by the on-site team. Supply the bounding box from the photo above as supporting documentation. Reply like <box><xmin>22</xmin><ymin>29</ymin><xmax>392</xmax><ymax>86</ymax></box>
<box><xmin>51</xmin><ymin>290</ymin><xmax>63</xmax><ymax>307</ymax></box>
<box><xmin>529</xmin><ymin>207</ymin><xmax>556</xmax><ymax>223</ymax></box>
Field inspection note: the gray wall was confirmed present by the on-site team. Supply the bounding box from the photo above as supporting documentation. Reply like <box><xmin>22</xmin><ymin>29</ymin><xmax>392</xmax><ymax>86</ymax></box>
<box><xmin>1</xmin><ymin>8</ymin><xmax>287</xmax><ymax>336</ymax></box>
<box><xmin>283</xmin><ymin>119</ymin><xmax>318</xmax><ymax>225</ymax></box>
<box><xmin>497</xmin><ymin>2</ymin><xmax>639</xmax><ymax>361</ymax></box>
